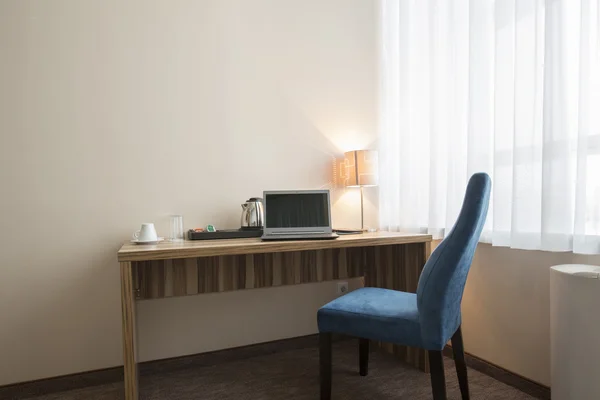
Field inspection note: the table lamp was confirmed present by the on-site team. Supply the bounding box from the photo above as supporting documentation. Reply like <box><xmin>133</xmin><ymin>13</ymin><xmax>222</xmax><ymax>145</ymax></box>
<box><xmin>344</xmin><ymin>150</ymin><xmax>379</xmax><ymax>231</ymax></box>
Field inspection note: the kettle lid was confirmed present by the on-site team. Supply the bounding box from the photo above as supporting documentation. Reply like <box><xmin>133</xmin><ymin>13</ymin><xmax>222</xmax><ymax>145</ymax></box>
<box><xmin>246</xmin><ymin>197</ymin><xmax>263</xmax><ymax>202</ymax></box>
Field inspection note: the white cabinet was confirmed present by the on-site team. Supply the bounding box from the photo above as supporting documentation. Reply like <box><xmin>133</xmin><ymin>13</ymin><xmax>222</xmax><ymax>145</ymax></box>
<box><xmin>551</xmin><ymin>264</ymin><xmax>600</xmax><ymax>400</ymax></box>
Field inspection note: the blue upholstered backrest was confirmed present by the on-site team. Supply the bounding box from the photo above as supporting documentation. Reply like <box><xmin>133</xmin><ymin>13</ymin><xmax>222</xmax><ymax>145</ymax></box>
<box><xmin>416</xmin><ymin>173</ymin><xmax>491</xmax><ymax>350</ymax></box>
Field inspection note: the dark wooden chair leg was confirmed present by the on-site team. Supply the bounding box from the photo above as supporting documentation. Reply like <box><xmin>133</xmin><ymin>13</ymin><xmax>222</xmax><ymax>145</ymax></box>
<box><xmin>320</xmin><ymin>333</ymin><xmax>332</xmax><ymax>400</ymax></box>
<box><xmin>359</xmin><ymin>338</ymin><xmax>369</xmax><ymax>376</ymax></box>
<box><xmin>451</xmin><ymin>326</ymin><xmax>470</xmax><ymax>400</ymax></box>
<box><xmin>428</xmin><ymin>350</ymin><xmax>447</xmax><ymax>400</ymax></box>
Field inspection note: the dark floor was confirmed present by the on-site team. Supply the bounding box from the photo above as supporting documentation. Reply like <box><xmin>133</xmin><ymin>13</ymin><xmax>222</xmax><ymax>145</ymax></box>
<box><xmin>27</xmin><ymin>342</ymin><xmax>535</xmax><ymax>400</ymax></box>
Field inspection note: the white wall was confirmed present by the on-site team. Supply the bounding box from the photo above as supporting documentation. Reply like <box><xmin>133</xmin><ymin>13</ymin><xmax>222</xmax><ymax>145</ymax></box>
<box><xmin>0</xmin><ymin>0</ymin><xmax>377</xmax><ymax>385</ymax></box>
<box><xmin>462</xmin><ymin>244</ymin><xmax>600</xmax><ymax>386</ymax></box>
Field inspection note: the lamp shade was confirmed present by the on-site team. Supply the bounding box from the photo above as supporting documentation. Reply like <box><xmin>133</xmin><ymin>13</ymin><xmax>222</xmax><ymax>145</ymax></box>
<box><xmin>344</xmin><ymin>150</ymin><xmax>379</xmax><ymax>187</ymax></box>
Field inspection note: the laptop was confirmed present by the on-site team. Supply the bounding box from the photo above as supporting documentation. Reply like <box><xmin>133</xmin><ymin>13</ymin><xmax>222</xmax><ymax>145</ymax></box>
<box><xmin>261</xmin><ymin>190</ymin><xmax>339</xmax><ymax>241</ymax></box>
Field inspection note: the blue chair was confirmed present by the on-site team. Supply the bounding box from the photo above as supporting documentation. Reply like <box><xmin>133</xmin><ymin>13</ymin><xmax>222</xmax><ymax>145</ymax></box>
<box><xmin>317</xmin><ymin>173</ymin><xmax>491</xmax><ymax>400</ymax></box>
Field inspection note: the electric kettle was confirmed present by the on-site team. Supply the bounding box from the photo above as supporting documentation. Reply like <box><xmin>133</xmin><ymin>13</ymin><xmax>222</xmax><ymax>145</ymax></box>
<box><xmin>241</xmin><ymin>197</ymin><xmax>264</xmax><ymax>230</ymax></box>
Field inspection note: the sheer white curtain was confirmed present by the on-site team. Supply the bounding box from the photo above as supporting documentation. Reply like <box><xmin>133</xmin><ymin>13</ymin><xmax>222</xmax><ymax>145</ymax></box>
<box><xmin>379</xmin><ymin>0</ymin><xmax>600</xmax><ymax>253</ymax></box>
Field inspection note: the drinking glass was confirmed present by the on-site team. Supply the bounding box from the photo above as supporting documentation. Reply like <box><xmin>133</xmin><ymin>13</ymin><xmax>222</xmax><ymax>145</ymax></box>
<box><xmin>169</xmin><ymin>215</ymin><xmax>184</xmax><ymax>242</ymax></box>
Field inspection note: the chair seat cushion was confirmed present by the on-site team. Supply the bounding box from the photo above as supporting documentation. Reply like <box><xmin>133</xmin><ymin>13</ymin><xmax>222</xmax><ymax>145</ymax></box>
<box><xmin>317</xmin><ymin>287</ymin><xmax>423</xmax><ymax>348</ymax></box>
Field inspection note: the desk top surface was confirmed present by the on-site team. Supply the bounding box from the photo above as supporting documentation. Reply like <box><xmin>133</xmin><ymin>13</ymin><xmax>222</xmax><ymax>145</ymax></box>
<box><xmin>117</xmin><ymin>231</ymin><xmax>431</xmax><ymax>262</ymax></box>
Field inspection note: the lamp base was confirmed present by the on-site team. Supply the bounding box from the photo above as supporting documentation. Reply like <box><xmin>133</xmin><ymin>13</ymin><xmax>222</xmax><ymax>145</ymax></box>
<box><xmin>333</xmin><ymin>228</ymin><xmax>368</xmax><ymax>235</ymax></box>
<box><xmin>333</xmin><ymin>228</ymin><xmax>374</xmax><ymax>234</ymax></box>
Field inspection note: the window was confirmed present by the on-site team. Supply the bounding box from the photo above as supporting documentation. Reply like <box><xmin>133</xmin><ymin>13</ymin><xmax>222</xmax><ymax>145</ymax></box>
<box><xmin>379</xmin><ymin>0</ymin><xmax>600</xmax><ymax>253</ymax></box>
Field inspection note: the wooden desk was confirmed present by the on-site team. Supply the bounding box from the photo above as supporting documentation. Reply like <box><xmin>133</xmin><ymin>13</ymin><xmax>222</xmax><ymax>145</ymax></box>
<box><xmin>117</xmin><ymin>231</ymin><xmax>432</xmax><ymax>400</ymax></box>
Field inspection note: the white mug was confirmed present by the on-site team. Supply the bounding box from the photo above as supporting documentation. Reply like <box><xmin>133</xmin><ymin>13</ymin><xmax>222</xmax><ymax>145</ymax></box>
<box><xmin>133</xmin><ymin>223</ymin><xmax>158</xmax><ymax>242</ymax></box>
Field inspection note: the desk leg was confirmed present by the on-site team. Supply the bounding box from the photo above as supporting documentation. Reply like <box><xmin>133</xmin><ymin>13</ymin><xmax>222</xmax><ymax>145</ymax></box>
<box><xmin>120</xmin><ymin>262</ymin><xmax>138</xmax><ymax>400</ymax></box>
<box><xmin>364</xmin><ymin>242</ymin><xmax>431</xmax><ymax>372</ymax></box>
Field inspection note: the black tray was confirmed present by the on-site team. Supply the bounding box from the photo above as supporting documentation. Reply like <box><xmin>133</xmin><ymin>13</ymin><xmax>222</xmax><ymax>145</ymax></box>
<box><xmin>187</xmin><ymin>229</ymin><xmax>263</xmax><ymax>240</ymax></box>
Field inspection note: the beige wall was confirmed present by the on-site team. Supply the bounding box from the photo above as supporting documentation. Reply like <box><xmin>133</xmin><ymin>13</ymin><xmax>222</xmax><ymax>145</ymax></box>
<box><xmin>0</xmin><ymin>0</ymin><xmax>377</xmax><ymax>385</ymax></box>
<box><xmin>462</xmin><ymin>244</ymin><xmax>600</xmax><ymax>387</ymax></box>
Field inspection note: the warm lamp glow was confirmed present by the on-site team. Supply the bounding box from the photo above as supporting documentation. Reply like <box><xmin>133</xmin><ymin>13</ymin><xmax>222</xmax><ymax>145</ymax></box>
<box><xmin>344</xmin><ymin>150</ymin><xmax>379</xmax><ymax>187</ymax></box>
<box><xmin>332</xmin><ymin>131</ymin><xmax>373</xmax><ymax>153</ymax></box>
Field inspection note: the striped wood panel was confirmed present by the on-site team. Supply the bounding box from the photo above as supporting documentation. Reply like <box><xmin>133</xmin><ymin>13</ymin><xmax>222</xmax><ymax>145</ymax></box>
<box><xmin>133</xmin><ymin>247</ymin><xmax>370</xmax><ymax>300</ymax></box>
<box><xmin>132</xmin><ymin>244</ymin><xmax>424</xmax><ymax>301</ymax></box>
<box><xmin>364</xmin><ymin>241</ymin><xmax>430</xmax><ymax>372</ymax></box>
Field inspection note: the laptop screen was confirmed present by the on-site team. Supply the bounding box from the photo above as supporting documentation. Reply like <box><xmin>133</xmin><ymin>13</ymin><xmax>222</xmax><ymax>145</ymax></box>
<box><xmin>265</xmin><ymin>192</ymin><xmax>330</xmax><ymax>228</ymax></box>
